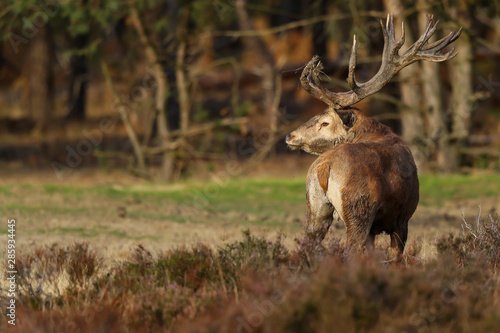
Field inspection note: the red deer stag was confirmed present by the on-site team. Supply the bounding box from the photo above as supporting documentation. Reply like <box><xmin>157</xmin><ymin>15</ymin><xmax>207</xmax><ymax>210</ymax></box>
<box><xmin>286</xmin><ymin>14</ymin><xmax>461</xmax><ymax>256</ymax></box>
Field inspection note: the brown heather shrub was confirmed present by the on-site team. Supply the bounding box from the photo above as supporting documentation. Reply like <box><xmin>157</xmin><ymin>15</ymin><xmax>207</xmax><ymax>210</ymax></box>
<box><xmin>217</xmin><ymin>229</ymin><xmax>290</xmax><ymax>273</ymax></box>
<box><xmin>3</xmin><ymin>230</ymin><xmax>500</xmax><ymax>333</ymax></box>
<box><xmin>0</xmin><ymin>231</ymin><xmax>291</xmax><ymax>332</ymax></box>
<box><xmin>13</xmin><ymin>304</ymin><xmax>124</xmax><ymax>333</ymax></box>
<box><xmin>2</xmin><ymin>242</ymin><xmax>101</xmax><ymax>310</ymax></box>
<box><xmin>437</xmin><ymin>213</ymin><xmax>500</xmax><ymax>268</ymax></box>
<box><xmin>177</xmin><ymin>251</ymin><xmax>500</xmax><ymax>333</ymax></box>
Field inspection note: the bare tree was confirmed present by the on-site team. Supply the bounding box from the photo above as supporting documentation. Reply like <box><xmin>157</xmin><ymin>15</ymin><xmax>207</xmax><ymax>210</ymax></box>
<box><xmin>129</xmin><ymin>7</ymin><xmax>175</xmax><ymax>180</ymax></box>
<box><xmin>235</xmin><ymin>0</ymin><xmax>282</xmax><ymax>163</ymax></box>
<box><xmin>101</xmin><ymin>61</ymin><xmax>148</xmax><ymax>176</ymax></box>
<box><xmin>445</xmin><ymin>1</ymin><xmax>474</xmax><ymax>172</ymax></box>
<box><xmin>383</xmin><ymin>0</ymin><xmax>427</xmax><ymax>169</ymax></box>
<box><xmin>27</xmin><ymin>26</ymin><xmax>53</xmax><ymax>131</ymax></box>
<box><xmin>417</xmin><ymin>0</ymin><xmax>448</xmax><ymax>171</ymax></box>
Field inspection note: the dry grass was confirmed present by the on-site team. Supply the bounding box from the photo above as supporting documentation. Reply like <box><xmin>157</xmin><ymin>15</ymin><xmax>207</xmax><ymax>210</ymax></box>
<box><xmin>1</xmin><ymin>169</ymin><xmax>498</xmax><ymax>261</ymax></box>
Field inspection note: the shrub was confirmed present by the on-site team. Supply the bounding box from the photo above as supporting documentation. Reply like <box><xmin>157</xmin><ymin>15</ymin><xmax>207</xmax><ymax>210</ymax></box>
<box><xmin>6</xmin><ymin>242</ymin><xmax>101</xmax><ymax>310</ymax></box>
<box><xmin>177</xmin><ymin>251</ymin><xmax>500</xmax><ymax>333</ymax></box>
<box><xmin>437</xmin><ymin>213</ymin><xmax>500</xmax><ymax>268</ymax></box>
<box><xmin>218</xmin><ymin>229</ymin><xmax>290</xmax><ymax>272</ymax></box>
<box><xmin>5</xmin><ymin>228</ymin><xmax>500</xmax><ymax>333</ymax></box>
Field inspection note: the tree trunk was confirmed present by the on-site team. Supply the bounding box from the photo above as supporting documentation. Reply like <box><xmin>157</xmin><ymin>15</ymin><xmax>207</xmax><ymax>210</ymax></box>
<box><xmin>417</xmin><ymin>1</ymin><xmax>449</xmax><ymax>172</ymax></box>
<box><xmin>447</xmin><ymin>2</ymin><xmax>474</xmax><ymax>172</ymax></box>
<box><xmin>101</xmin><ymin>62</ymin><xmax>147</xmax><ymax>176</ymax></box>
<box><xmin>66</xmin><ymin>32</ymin><xmax>89</xmax><ymax>120</ymax></box>
<box><xmin>28</xmin><ymin>26</ymin><xmax>53</xmax><ymax>129</ymax></box>
<box><xmin>129</xmin><ymin>8</ymin><xmax>174</xmax><ymax>180</ymax></box>
<box><xmin>177</xmin><ymin>40</ymin><xmax>190</xmax><ymax>132</ymax></box>
<box><xmin>235</xmin><ymin>0</ymin><xmax>280</xmax><ymax>152</ymax></box>
<box><xmin>175</xmin><ymin>6</ymin><xmax>190</xmax><ymax>134</ymax></box>
<box><xmin>383</xmin><ymin>0</ymin><xmax>426</xmax><ymax>170</ymax></box>
<box><xmin>173</xmin><ymin>9</ymin><xmax>191</xmax><ymax>180</ymax></box>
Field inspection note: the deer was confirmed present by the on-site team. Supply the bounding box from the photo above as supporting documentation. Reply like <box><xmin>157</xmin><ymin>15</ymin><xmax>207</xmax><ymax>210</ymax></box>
<box><xmin>286</xmin><ymin>14</ymin><xmax>461</xmax><ymax>257</ymax></box>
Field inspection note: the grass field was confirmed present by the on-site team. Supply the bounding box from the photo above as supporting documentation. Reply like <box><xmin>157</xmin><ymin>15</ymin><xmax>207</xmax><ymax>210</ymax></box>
<box><xmin>1</xmin><ymin>169</ymin><xmax>500</xmax><ymax>332</ymax></box>
<box><xmin>0</xmin><ymin>170</ymin><xmax>499</xmax><ymax>258</ymax></box>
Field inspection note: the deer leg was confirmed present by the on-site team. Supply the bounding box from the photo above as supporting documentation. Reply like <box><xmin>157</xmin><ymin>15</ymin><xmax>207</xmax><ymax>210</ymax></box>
<box><xmin>305</xmin><ymin>202</ymin><xmax>334</xmax><ymax>242</ymax></box>
<box><xmin>342</xmin><ymin>196</ymin><xmax>376</xmax><ymax>252</ymax></box>
<box><xmin>305</xmin><ymin>184</ymin><xmax>334</xmax><ymax>243</ymax></box>
<box><xmin>390</xmin><ymin>223</ymin><xmax>408</xmax><ymax>258</ymax></box>
<box><xmin>365</xmin><ymin>231</ymin><xmax>376</xmax><ymax>251</ymax></box>
<box><xmin>344</xmin><ymin>222</ymin><xmax>372</xmax><ymax>252</ymax></box>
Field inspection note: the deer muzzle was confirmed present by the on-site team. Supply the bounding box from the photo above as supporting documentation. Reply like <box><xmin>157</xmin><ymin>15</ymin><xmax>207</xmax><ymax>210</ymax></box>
<box><xmin>286</xmin><ymin>133</ymin><xmax>300</xmax><ymax>150</ymax></box>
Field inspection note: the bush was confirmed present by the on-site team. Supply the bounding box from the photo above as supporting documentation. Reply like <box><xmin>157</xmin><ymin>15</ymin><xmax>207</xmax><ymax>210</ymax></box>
<box><xmin>437</xmin><ymin>213</ymin><xmax>500</xmax><ymax>268</ymax></box>
<box><xmin>218</xmin><ymin>229</ymin><xmax>290</xmax><ymax>272</ymax></box>
<box><xmin>5</xmin><ymin>242</ymin><xmax>101</xmax><ymax>310</ymax></box>
<box><xmin>4</xmin><ymin>228</ymin><xmax>500</xmax><ymax>333</ymax></box>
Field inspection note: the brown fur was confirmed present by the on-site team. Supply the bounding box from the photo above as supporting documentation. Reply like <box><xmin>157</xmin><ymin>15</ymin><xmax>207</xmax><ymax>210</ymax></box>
<box><xmin>316</xmin><ymin>163</ymin><xmax>330</xmax><ymax>192</ymax></box>
<box><xmin>289</xmin><ymin>16</ymin><xmax>460</xmax><ymax>255</ymax></box>
<box><xmin>288</xmin><ymin>108</ymin><xmax>419</xmax><ymax>256</ymax></box>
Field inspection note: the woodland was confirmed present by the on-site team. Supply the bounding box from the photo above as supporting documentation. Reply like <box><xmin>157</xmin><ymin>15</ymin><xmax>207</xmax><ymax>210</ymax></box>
<box><xmin>0</xmin><ymin>0</ymin><xmax>499</xmax><ymax>179</ymax></box>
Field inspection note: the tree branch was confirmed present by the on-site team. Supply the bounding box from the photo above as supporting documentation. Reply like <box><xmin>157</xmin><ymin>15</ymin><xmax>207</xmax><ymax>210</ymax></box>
<box><xmin>101</xmin><ymin>61</ymin><xmax>147</xmax><ymax>176</ymax></box>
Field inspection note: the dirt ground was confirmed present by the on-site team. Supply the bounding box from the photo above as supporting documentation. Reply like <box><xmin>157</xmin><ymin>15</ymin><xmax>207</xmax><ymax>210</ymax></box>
<box><xmin>0</xmin><ymin>157</ymin><xmax>499</xmax><ymax>263</ymax></box>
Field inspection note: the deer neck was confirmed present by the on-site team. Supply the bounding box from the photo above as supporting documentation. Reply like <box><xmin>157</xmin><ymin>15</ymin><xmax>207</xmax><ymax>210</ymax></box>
<box><xmin>349</xmin><ymin>117</ymin><xmax>397</xmax><ymax>145</ymax></box>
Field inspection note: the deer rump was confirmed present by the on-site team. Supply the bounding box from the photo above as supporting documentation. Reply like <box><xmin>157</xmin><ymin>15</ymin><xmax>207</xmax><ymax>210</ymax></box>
<box><xmin>288</xmin><ymin>14</ymin><xmax>461</xmax><ymax>256</ymax></box>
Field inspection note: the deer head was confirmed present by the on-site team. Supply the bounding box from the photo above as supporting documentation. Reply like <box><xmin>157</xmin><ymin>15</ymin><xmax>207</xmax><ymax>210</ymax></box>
<box><xmin>286</xmin><ymin>14</ymin><xmax>461</xmax><ymax>154</ymax></box>
<box><xmin>286</xmin><ymin>110</ymin><xmax>356</xmax><ymax>155</ymax></box>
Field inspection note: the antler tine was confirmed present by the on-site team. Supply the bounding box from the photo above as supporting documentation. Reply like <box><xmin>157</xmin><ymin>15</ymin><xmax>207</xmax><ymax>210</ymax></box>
<box><xmin>381</xmin><ymin>14</ymin><xmax>405</xmax><ymax>56</ymax></box>
<box><xmin>300</xmin><ymin>55</ymin><xmax>320</xmax><ymax>95</ymax></box>
<box><xmin>301</xmin><ymin>56</ymin><xmax>337</xmax><ymax>108</ymax></box>
<box><xmin>347</xmin><ymin>35</ymin><xmax>360</xmax><ymax>92</ymax></box>
<box><xmin>300</xmin><ymin>13</ymin><xmax>461</xmax><ymax>110</ymax></box>
<box><xmin>387</xmin><ymin>13</ymin><xmax>395</xmax><ymax>41</ymax></box>
<box><xmin>419</xmin><ymin>46</ymin><xmax>458</xmax><ymax>63</ymax></box>
<box><xmin>397</xmin><ymin>21</ymin><xmax>406</xmax><ymax>51</ymax></box>
<box><xmin>420</xmin><ymin>15</ymin><xmax>439</xmax><ymax>47</ymax></box>
<box><xmin>423</xmin><ymin>27</ymin><xmax>462</xmax><ymax>52</ymax></box>
<box><xmin>403</xmin><ymin>14</ymin><xmax>435</xmax><ymax>57</ymax></box>
<box><xmin>401</xmin><ymin>15</ymin><xmax>461</xmax><ymax>65</ymax></box>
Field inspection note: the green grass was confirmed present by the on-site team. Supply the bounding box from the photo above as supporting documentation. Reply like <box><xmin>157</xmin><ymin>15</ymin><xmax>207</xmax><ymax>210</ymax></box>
<box><xmin>89</xmin><ymin>177</ymin><xmax>306</xmax><ymax>203</ymax></box>
<box><xmin>419</xmin><ymin>174</ymin><xmax>500</xmax><ymax>206</ymax></box>
<box><xmin>2</xmin><ymin>174</ymin><xmax>499</xmax><ymax>223</ymax></box>
<box><xmin>0</xmin><ymin>185</ymin><xmax>11</xmax><ymax>195</ymax></box>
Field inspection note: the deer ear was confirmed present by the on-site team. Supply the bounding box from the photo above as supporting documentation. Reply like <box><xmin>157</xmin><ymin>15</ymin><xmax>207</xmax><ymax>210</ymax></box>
<box><xmin>337</xmin><ymin>109</ymin><xmax>357</xmax><ymax>130</ymax></box>
<box><xmin>327</xmin><ymin>107</ymin><xmax>345</xmax><ymax>124</ymax></box>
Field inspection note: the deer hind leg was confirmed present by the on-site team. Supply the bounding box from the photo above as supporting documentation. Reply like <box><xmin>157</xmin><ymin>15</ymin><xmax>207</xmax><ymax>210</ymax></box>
<box><xmin>344</xmin><ymin>221</ymin><xmax>373</xmax><ymax>252</ymax></box>
<box><xmin>389</xmin><ymin>222</ymin><xmax>408</xmax><ymax>259</ymax></box>
<box><xmin>342</xmin><ymin>196</ymin><xmax>376</xmax><ymax>252</ymax></box>
<box><xmin>305</xmin><ymin>183</ymin><xmax>335</xmax><ymax>243</ymax></box>
<box><xmin>305</xmin><ymin>200</ymin><xmax>334</xmax><ymax>242</ymax></box>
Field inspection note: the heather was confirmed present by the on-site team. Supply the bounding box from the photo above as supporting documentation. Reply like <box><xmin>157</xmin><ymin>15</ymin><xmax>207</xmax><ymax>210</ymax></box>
<box><xmin>2</xmin><ymin>214</ymin><xmax>500</xmax><ymax>332</ymax></box>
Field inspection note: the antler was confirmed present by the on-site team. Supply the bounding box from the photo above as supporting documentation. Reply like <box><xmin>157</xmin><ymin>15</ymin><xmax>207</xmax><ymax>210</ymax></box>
<box><xmin>301</xmin><ymin>14</ymin><xmax>462</xmax><ymax>110</ymax></box>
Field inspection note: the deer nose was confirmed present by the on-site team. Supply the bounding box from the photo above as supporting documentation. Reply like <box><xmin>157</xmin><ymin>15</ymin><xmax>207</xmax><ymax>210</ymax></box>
<box><xmin>286</xmin><ymin>134</ymin><xmax>295</xmax><ymax>142</ymax></box>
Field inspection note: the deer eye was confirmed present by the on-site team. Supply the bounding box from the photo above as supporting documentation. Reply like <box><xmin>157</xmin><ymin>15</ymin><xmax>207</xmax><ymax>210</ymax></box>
<box><xmin>321</xmin><ymin>122</ymin><xmax>329</xmax><ymax>127</ymax></box>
